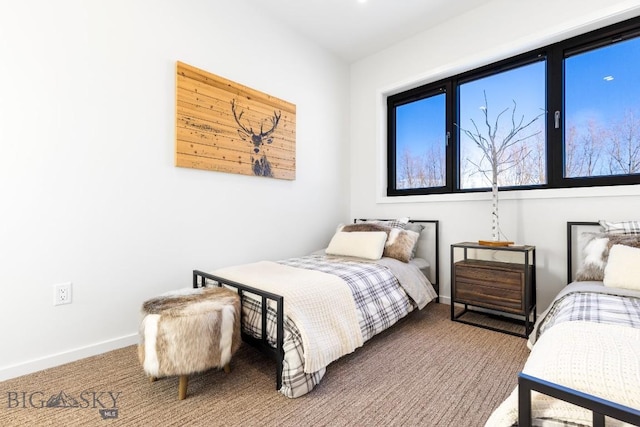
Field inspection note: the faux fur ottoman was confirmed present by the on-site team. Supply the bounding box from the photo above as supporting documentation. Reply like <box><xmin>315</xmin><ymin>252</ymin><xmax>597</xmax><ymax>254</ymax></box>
<box><xmin>138</xmin><ymin>286</ymin><xmax>241</xmax><ymax>400</ymax></box>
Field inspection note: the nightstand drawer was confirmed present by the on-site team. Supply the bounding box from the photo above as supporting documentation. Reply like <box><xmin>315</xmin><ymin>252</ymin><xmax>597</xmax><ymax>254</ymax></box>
<box><xmin>453</xmin><ymin>259</ymin><xmax>531</xmax><ymax>314</ymax></box>
<box><xmin>455</xmin><ymin>261</ymin><xmax>523</xmax><ymax>291</ymax></box>
<box><xmin>455</xmin><ymin>280</ymin><xmax>523</xmax><ymax>313</ymax></box>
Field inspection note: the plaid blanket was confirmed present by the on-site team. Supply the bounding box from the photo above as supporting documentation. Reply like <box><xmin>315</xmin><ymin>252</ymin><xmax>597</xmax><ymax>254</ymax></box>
<box><xmin>534</xmin><ymin>289</ymin><xmax>640</xmax><ymax>343</ymax></box>
<box><xmin>240</xmin><ymin>254</ymin><xmax>414</xmax><ymax>398</ymax></box>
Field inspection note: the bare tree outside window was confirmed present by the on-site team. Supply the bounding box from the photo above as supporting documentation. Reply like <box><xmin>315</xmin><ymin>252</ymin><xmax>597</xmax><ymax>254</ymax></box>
<box><xmin>564</xmin><ymin>121</ymin><xmax>605</xmax><ymax>178</ymax></box>
<box><xmin>423</xmin><ymin>144</ymin><xmax>446</xmax><ymax>187</ymax></box>
<box><xmin>607</xmin><ymin>109</ymin><xmax>640</xmax><ymax>175</ymax></box>
<box><xmin>565</xmin><ymin>110</ymin><xmax>640</xmax><ymax>178</ymax></box>
<box><xmin>396</xmin><ymin>145</ymin><xmax>445</xmax><ymax>189</ymax></box>
<box><xmin>506</xmin><ymin>132</ymin><xmax>545</xmax><ymax>186</ymax></box>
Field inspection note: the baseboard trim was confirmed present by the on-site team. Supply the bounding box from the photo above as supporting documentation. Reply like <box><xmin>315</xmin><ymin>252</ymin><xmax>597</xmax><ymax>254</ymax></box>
<box><xmin>438</xmin><ymin>295</ymin><xmax>451</xmax><ymax>305</ymax></box>
<box><xmin>0</xmin><ymin>334</ymin><xmax>138</xmax><ymax>382</ymax></box>
<box><xmin>1</xmin><ymin>297</ymin><xmax>452</xmax><ymax>382</ymax></box>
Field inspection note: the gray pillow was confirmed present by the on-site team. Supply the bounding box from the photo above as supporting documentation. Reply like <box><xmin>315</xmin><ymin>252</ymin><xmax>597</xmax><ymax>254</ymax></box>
<box><xmin>404</xmin><ymin>222</ymin><xmax>425</xmax><ymax>258</ymax></box>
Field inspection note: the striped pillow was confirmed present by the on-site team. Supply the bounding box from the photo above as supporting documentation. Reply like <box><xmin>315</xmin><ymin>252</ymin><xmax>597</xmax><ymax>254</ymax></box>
<box><xmin>599</xmin><ymin>220</ymin><xmax>640</xmax><ymax>235</ymax></box>
<box><xmin>355</xmin><ymin>217</ymin><xmax>409</xmax><ymax>230</ymax></box>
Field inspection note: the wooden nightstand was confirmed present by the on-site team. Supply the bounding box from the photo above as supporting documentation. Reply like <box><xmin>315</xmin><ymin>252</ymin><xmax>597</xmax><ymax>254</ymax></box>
<box><xmin>450</xmin><ymin>242</ymin><xmax>536</xmax><ymax>338</ymax></box>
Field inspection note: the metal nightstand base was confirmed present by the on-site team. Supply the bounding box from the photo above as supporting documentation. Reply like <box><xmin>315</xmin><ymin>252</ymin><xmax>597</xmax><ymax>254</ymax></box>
<box><xmin>451</xmin><ymin>304</ymin><xmax>536</xmax><ymax>338</ymax></box>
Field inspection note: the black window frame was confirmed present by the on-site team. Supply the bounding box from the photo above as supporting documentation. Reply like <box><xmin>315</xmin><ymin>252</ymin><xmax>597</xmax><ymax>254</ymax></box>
<box><xmin>387</xmin><ymin>80</ymin><xmax>452</xmax><ymax>196</ymax></box>
<box><xmin>387</xmin><ymin>15</ymin><xmax>640</xmax><ymax>197</ymax></box>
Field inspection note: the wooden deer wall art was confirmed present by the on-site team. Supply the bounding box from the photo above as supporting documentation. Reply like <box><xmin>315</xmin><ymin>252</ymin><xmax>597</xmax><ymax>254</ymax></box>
<box><xmin>175</xmin><ymin>61</ymin><xmax>296</xmax><ymax>180</ymax></box>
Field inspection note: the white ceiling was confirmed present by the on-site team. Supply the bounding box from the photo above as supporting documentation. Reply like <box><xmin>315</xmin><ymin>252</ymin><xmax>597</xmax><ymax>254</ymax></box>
<box><xmin>243</xmin><ymin>0</ymin><xmax>493</xmax><ymax>62</ymax></box>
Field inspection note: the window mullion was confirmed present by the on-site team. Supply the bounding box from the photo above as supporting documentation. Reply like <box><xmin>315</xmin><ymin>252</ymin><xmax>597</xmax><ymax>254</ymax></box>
<box><xmin>547</xmin><ymin>45</ymin><xmax>564</xmax><ymax>187</ymax></box>
<box><xmin>445</xmin><ymin>80</ymin><xmax>455</xmax><ymax>192</ymax></box>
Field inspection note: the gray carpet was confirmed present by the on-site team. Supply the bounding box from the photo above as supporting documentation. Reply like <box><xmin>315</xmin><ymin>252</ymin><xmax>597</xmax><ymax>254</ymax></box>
<box><xmin>0</xmin><ymin>303</ymin><xmax>529</xmax><ymax>426</ymax></box>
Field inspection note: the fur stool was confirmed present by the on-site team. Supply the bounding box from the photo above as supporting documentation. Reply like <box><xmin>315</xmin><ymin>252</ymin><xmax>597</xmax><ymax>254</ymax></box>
<box><xmin>138</xmin><ymin>286</ymin><xmax>241</xmax><ymax>400</ymax></box>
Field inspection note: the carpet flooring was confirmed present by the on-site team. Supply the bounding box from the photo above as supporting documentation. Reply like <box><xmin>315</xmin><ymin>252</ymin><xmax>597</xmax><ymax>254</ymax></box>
<box><xmin>0</xmin><ymin>303</ymin><xmax>529</xmax><ymax>426</ymax></box>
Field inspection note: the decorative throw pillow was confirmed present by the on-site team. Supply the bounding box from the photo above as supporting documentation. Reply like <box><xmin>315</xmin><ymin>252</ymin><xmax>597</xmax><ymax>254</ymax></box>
<box><xmin>355</xmin><ymin>217</ymin><xmax>409</xmax><ymax>230</ymax></box>
<box><xmin>404</xmin><ymin>222</ymin><xmax>425</xmax><ymax>234</ymax></box>
<box><xmin>575</xmin><ymin>234</ymin><xmax>609</xmax><ymax>281</ymax></box>
<box><xmin>603</xmin><ymin>244</ymin><xmax>640</xmax><ymax>290</ymax></box>
<box><xmin>325</xmin><ymin>231</ymin><xmax>387</xmax><ymax>260</ymax></box>
<box><xmin>599</xmin><ymin>220</ymin><xmax>640</xmax><ymax>235</ymax></box>
<box><xmin>575</xmin><ymin>233</ymin><xmax>640</xmax><ymax>281</ymax></box>
<box><xmin>340</xmin><ymin>223</ymin><xmax>391</xmax><ymax>235</ymax></box>
<box><xmin>404</xmin><ymin>222</ymin><xmax>425</xmax><ymax>258</ymax></box>
<box><xmin>608</xmin><ymin>234</ymin><xmax>640</xmax><ymax>250</ymax></box>
<box><xmin>383</xmin><ymin>228</ymin><xmax>420</xmax><ymax>263</ymax></box>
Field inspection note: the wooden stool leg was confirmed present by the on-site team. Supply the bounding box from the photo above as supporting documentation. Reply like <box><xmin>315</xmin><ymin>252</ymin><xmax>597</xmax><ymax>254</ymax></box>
<box><xmin>224</xmin><ymin>363</ymin><xmax>231</xmax><ymax>374</ymax></box>
<box><xmin>178</xmin><ymin>375</ymin><xmax>188</xmax><ymax>400</ymax></box>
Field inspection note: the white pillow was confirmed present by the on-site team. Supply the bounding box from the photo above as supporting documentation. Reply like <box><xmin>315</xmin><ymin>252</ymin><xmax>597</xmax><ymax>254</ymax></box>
<box><xmin>603</xmin><ymin>244</ymin><xmax>640</xmax><ymax>290</ymax></box>
<box><xmin>325</xmin><ymin>231</ymin><xmax>387</xmax><ymax>260</ymax></box>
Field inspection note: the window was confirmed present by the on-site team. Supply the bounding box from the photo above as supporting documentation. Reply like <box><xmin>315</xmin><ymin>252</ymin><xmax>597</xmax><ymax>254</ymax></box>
<box><xmin>458</xmin><ymin>60</ymin><xmax>546</xmax><ymax>189</ymax></box>
<box><xmin>564</xmin><ymin>36</ymin><xmax>640</xmax><ymax>179</ymax></box>
<box><xmin>387</xmin><ymin>83</ymin><xmax>450</xmax><ymax>195</ymax></box>
<box><xmin>387</xmin><ymin>16</ymin><xmax>640</xmax><ymax>196</ymax></box>
<box><xmin>393</xmin><ymin>91</ymin><xmax>446</xmax><ymax>190</ymax></box>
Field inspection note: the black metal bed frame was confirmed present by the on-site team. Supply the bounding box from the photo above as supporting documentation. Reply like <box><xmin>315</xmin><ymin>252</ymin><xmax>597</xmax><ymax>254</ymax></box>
<box><xmin>519</xmin><ymin>372</ymin><xmax>640</xmax><ymax>426</ymax></box>
<box><xmin>355</xmin><ymin>219</ymin><xmax>440</xmax><ymax>298</ymax></box>
<box><xmin>192</xmin><ymin>270</ymin><xmax>284</xmax><ymax>390</ymax></box>
<box><xmin>410</xmin><ymin>219</ymin><xmax>440</xmax><ymax>299</ymax></box>
<box><xmin>193</xmin><ymin>219</ymin><xmax>440</xmax><ymax>392</ymax></box>
<box><xmin>517</xmin><ymin>221</ymin><xmax>640</xmax><ymax>426</ymax></box>
<box><xmin>566</xmin><ymin>221</ymin><xmax>600</xmax><ymax>284</ymax></box>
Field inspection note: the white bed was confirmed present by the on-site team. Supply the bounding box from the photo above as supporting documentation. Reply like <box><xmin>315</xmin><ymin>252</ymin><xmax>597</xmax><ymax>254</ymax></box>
<box><xmin>485</xmin><ymin>220</ymin><xmax>640</xmax><ymax>427</ymax></box>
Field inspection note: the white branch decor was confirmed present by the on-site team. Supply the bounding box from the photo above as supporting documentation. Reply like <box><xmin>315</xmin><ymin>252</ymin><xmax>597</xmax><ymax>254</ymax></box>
<box><xmin>459</xmin><ymin>91</ymin><xmax>544</xmax><ymax>242</ymax></box>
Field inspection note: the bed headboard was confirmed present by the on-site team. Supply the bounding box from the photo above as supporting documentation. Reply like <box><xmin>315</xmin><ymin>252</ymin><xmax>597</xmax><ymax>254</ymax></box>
<box><xmin>567</xmin><ymin>221</ymin><xmax>601</xmax><ymax>284</ymax></box>
<box><xmin>355</xmin><ymin>219</ymin><xmax>440</xmax><ymax>296</ymax></box>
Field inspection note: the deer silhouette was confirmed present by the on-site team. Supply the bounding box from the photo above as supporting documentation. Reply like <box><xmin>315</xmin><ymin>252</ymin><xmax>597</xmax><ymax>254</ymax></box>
<box><xmin>231</xmin><ymin>99</ymin><xmax>282</xmax><ymax>177</ymax></box>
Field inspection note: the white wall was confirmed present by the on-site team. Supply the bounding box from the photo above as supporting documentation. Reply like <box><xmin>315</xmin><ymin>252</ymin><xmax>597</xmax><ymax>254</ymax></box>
<box><xmin>0</xmin><ymin>0</ymin><xmax>350</xmax><ymax>379</ymax></box>
<box><xmin>350</xmin><ymin>0</ymin><xmax>640</xmax><ymax>312</ymax></box>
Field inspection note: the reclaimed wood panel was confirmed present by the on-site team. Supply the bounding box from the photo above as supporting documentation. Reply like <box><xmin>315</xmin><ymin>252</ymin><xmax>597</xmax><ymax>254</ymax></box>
<box><xmin>175</xmin><ymin>61</ymin><xmax>296</xmax><ymax>180</ymax></box>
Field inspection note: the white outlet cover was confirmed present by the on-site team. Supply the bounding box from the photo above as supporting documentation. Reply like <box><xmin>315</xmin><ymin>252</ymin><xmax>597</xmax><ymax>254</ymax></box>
<box><xmin>54</xmin><ymin>282</ymin><xmax>72</xmax><ymax>306</ymax></box>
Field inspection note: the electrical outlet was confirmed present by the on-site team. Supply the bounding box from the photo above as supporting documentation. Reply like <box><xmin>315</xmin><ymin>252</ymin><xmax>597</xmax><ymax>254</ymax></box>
<box><xmin>54</xmin><ymin>282</ymin><xmax>72</xmax><ymax>306</ymax></box>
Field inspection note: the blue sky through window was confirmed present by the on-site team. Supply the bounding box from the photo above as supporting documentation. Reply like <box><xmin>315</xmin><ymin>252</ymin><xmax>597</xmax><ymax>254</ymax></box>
<box><xmin>396</xmin><ymin>94</ymin><xmax>445</xmax><ymax>161</ymax></box>
<box><xmin>566</xmin><ymin>37</ymin><xmax>640</xmax><ymax>128</ymax></box>
<box><xmin>459</xmin><ymin>62</ymin><xmax>546</xmax><ymax>129</ymax></box>
<box><xmin>565</xmin><ymin>36</ymin><xmax>640</xmax><ymax>177</ymax></box>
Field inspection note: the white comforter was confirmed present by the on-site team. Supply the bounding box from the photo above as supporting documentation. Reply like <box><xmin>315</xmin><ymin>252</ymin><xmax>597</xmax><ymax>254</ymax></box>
<box><xmin>485</xmin><ymin>320</ymin><xmax>640</xmax><ymax>426</ymax></box>
<box><xmin>212</xmin><ymin>260</ymin><xmax>363</xmax><ymax>373</ymax></box>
